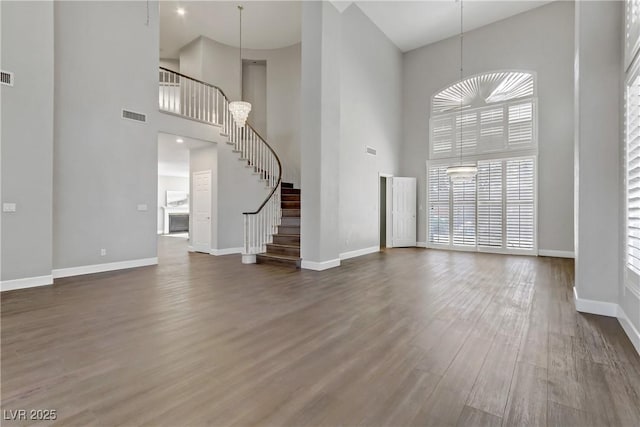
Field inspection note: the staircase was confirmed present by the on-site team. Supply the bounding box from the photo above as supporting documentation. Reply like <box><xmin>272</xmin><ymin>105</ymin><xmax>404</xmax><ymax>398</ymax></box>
<box><xmin>158</xmin><ymin>66</ymin><xmax>297</xmax><ymax>268</ymax></box>
<box><xmin>257</xmin><ymin>183</ymin><xmax>301</xmax><ymax>268</ymax></box>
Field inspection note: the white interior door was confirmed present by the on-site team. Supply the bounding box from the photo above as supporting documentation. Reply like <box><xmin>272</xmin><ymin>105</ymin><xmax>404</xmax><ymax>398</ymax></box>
<box><xmin>192</xmin><ymin>170</ymin><xmax>211</xmax><ymax>253</ymax></box>
<box><xmin>392</xmin><ymin>177</ymin><xmax>417</xmax><ymax>247</ymax></box>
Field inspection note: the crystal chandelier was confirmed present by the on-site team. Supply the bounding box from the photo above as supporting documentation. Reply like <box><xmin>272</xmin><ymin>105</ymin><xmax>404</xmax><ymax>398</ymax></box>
<box><xmin>446</xmin><ymin>0</ymin><xmax>477</xmax><ymax>182</ymax></box>
<box><xmin>229</xmin><ymin>5</ymin><xmax>251</xmax><ymax>128</ymax></box>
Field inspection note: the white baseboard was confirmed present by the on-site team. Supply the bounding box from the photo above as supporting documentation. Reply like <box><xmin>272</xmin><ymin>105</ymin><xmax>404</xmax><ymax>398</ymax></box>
<box><xmin>52</xmin><ymin>257</ymin><xmax>158</xmax><ymax>279</ymax></box>
<box><xmin>574</xmin><ymin>287</ymin><xmax>639</xmax><ymax>355</ymax></box>
<box><xmin>1</xmin><ymin>275</ymin><xmax>53</xmax><ymax>292</ymax></box>
<box><xmin>301</xmin><ymin>258</ymin><xmax>341</xmax><ymax>271</ymax></box>
<box><xmin>416</xmin><ymin>241</ymin><xmax>427</xmax><ymax>248</ymax></box>
<box><xmin>539</xmin><ymin>249</ymin><xmax>575</xmax><ymax>258</ymax></box>
<box><xmin>573</xmin><ymin>287</ymin><xmax>619</xmax><ymax>317</ymax></box>
<box><xmin>618</xmin><ymin>306</ymin><xmax>640</xmax><ymax>355</ymax></box>
<box><xmin>209</xmin><ymin>247</ymin><xmax>243</xmax><ymax>256</ymax></box>
<box><xmin>340</xmin><ymin>246</ymin><xmax>379</xmax><ymax>260</ymax></box>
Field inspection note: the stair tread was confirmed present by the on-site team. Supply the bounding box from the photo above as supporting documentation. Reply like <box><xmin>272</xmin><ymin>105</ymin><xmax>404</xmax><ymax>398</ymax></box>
<box><xmin>267</xmin><ymin>243</ymin><xmax>300</xmax><ymax>249</ymax></box>
<box><xmin>257</xmin><ymin>253</ymin><xmax>301</xmax><ymax>261</ymax></box>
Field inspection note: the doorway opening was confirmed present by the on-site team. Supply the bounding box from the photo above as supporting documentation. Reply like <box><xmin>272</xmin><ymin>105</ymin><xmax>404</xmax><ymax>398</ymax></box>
<box><xmin>379</xmin><ymin>174</ymin><xmax>393</xmax><ymax>250</ymax></box>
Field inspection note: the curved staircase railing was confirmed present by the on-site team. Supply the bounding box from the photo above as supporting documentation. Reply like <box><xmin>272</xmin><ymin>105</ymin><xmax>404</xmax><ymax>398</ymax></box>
<box><xmin>159</xmin><ymin>67</ymin><xmax>282</xmax><ymax>263</ymax></box>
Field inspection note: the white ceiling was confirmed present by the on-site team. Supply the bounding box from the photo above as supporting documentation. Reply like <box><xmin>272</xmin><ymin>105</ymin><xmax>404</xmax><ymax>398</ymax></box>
<box><xmin>160</xmin><ymin>1</ymin><xmax>553</xmax><ymax>57</ymax></box>
<box><xmin>160</xmin><ymin>1</ymin><xmax>302</xmax><ymax>58</ymax></box>
<box><xmin>356</xmin><ymin>1</ymin><xmax>554</xmax><ymax>52</ymax></box>
<box><xmin>158</xmin><ymin>132</ymin><xmax>211</xmax><ymax>177</ymax></box>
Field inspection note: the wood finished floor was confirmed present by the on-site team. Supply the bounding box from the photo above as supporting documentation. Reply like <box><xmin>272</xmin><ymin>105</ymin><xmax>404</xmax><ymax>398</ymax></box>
<box><xmin>2</xmin><ymin>237</ymin><xmax>639</xmax><ymax>426</ymax></box>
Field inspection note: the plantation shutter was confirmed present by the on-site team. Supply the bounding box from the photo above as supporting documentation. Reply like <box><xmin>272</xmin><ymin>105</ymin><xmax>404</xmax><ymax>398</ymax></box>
<box><xmin>508</xmin><ymin>102</ymin><xmax>533</xmax><ymax>146</ymax></box>
<box><xmin>626</xmin><ymin>0</ymin><xmax>640</xmax><ymax>70</ymax></box>
<box><xmin>428</xmin><ymin>166</ymin><xmax>450</xmax><ymax>244</ymax></box>
<box><xmin>627</xmin><ymin>72</ymin><xmax>640</xmax><ymax>274</ymax></box>
<box><xmin>452</xmin><ymin>177</ymin><xmax>476</xmax><ymax>246</ymax></box>
<box><xmin>506</xmin><ymin>159</ymin><xmax>535</xmax><ymax>249</ymax></box>
<box><xmin>479</xmin><ymin>107</ymin><xmax>505</xmax><ymax>152</ymax></box>
<box><xmin>431</xmin><ymin>117</ymin><xmax>454</xmax><ymax>157</ymax></box>
<box><xmin>477</xmin><ymin>160</ymin><xmax>503</xmax><ymax>247</ymax></box>
<box><xmin>456</xmin><ymin>112</ymin><xmax>478</xmax><ymax>154</ymax></box>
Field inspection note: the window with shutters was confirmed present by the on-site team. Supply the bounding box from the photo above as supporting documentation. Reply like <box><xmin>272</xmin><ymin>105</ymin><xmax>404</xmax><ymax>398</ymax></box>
<box><xmin>430</xmin><ymin>71</ymin><xmax>536</xmax><ymax>159</ymax></box>
<box><xmin>428</xmin><ymin>166</ymin><xmax>450</xmax><ymax>244</ymax></box>
<box><xmin>625</xmin><ymin>55</ymin><xmax>640</xmax><ymax>297</ymax></box>
<box><xmin>626</xmin><ymin>0</ymin><xmax>640</xmax><ymax>71</ymax></box>
<box><xmin>428</xmin><ymin>71</ymin><xmax>537</xmax><ymax>255</ymax></box>
<box><xmin>428</xmin><ymin>157</ymin><xmax>535</xmax><ymax>254</ymax></box>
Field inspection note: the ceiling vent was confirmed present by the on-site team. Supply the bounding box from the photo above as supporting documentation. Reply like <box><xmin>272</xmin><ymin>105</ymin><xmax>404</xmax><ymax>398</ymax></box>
<box><xmin>1</xmin><ymin>70</ymin><xmax>14</xmax><ymax>86</ymax></box>
<box><xmin>365</xmin><ymin>146</ymin><xmax>377</xmax><ymax>156</ymax></box>
<box><xmin>122</xmin><ymin>109</ymin><xmax>147</xmax><ymax>123</ymax></box>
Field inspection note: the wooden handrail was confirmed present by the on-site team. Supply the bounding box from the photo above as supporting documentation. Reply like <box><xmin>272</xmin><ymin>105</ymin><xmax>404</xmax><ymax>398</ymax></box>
<box><xmin>159</xmin><ymin>66</ymin><xmax>283</xmax><ymax>216</ymax></box>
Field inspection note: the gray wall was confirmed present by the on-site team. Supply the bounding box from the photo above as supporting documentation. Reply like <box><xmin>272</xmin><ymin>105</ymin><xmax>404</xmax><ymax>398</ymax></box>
<box><xmin>243</xmin><ymin>62</ymin><xmax>267</xmax><ymax>137</ymax></box>
<box><xmin>160</xmin><ymin>58</ymin><xmax>180</xmax><ymax>73</ymax></box>
<box><xmin>0</xmin><ymin>0</ymin><xmax>54</xmax><ymax>282</ymax></box>
<box><xmin>179</xmin><ymin>38</ymin><xmax>302</xmax><ymax>187</ymax></box>
<box><xmin>574</xmin><ymin>0</ymin><xmax>622</xmax><ymax>304</ymax></box>
<box><xmin>339</xmin><ymin>4</ymin><xmax>402</xmax><ymax>255</ymax></box>
<box><xmin>53</xmin><ymin>1</ymin><xmax>159</xmax><ymax>268</ymax></box>
<box><xmin>300</xmin><ymin>0</ymin><xmax>342</xmax><ymax>267</ymax></box>
<box><xmin>402</xmin><ymin>1</ymin><xmax>575</xmax><ymax>252</ymax></box>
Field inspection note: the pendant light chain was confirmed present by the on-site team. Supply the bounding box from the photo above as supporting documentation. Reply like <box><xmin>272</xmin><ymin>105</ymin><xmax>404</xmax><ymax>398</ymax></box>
<box><xmin>239</xmin><ymin>5</ymin><xmax>243</xmax><ymax>101</ymax></box>
<box><xmin>446</xmin><ymin>0</ymin><xmax>477</xmax><ymax>182</ymax></box>
<box><xmin>228</xmin><ymin>4</ymin><xmax>252</xmax><ymax>128</ymax></box>
<box><xmin>459</xmin><ymin>0</ymin><xmax>463</xmax><ymax>167</ymax></box>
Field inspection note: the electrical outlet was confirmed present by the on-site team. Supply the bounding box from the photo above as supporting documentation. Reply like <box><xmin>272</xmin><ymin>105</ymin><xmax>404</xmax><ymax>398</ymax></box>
<box><xmin>100</xmin><ymin>248</ymin><xmax>107</xmax><ymax>256</ymax></box>
<box><xmin>2</xmin><ymin>203</ymin><xmax>16</xmax><ymax>212</ymax></box>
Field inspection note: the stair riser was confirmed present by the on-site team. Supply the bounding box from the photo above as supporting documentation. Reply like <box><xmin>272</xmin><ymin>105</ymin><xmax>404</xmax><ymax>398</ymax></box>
<box><xmin>280</xmin><ymin>217</ymin><xmax>300</xmax><ymax>227</ymax></box>
<box><xmin>282</xmin><ymin>209</ymin><xmax>300</xmax><ymax>217</ymax></box>
<box><xmin>281</xmin><ymin>201</ymin><xmax>301</xmax><ymax>209</ymax></box>
<box><xmin>281</xmin><ymin>183</ymin><xmax>294</xmax><ymax>189</ymax></box>
<box><xmin>282</xmin><ymin>194</ymin><xmax>301</xmax><ymax>202</ymax></box>
<box><xmin>266</xmin><ymin>245</ymin><xmax>300</xmax><ymax>257</ymax></box>
<box><xmin>278</xmin><ymin>226</ymin><xmax>300</xmax><ymax>235</ymax></box>
<box><xmin>273</xmin><ymin>235</ymin><xmax>300</xmax><ymax>245</ymax></box>
<box><xmin>256</xmin><ymin>255</ymin><xmax>301</xmax><ymax>269</ymax></box>
<box><xmin>282</xmin><ymin>188</ymin><xmax>301</xmax><ymax>195</ymax></box>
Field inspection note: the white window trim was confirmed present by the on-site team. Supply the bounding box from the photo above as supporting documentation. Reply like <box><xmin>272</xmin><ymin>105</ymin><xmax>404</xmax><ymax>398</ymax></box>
<box><xmin>624</xmin><ymin>54</ymin><xmax>640</xmax><ymax>299</ymax></box>
<box><xmin>426</xmin><ymin>154</ymin><xmax>538</xmax><ymax>256</ymax></box>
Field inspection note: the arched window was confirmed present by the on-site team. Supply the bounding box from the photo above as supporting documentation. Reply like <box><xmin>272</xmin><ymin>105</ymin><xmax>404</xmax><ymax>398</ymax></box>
<box><xmin>427</xmin><ymin>71</ymin><xmax>537</xmax><ymax>254</ymax></box>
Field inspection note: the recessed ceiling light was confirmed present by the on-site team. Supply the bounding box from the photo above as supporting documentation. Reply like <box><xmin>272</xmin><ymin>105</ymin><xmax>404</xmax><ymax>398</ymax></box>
<box><xmin>176</xmin><ymin>138</ymin><xmax>184</xmax><ymax>144</ymax></box>
<box><xmin>177</xmin><ymin>7</ymin><xmax>186</xmax><ymax>16</ymax></box>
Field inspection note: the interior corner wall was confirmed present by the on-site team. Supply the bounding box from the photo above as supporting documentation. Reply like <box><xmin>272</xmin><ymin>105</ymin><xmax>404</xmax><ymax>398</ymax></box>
<box><xmin>53</xmin><ymin>1</ymin><xmax>159</xmax><ymax>270</ymax></box>
<box><xmin>160</xmin><ymin>58</ymin><xmax>180</xmax><ymax>73</ymax></box>
<box><xmin>0</xmin><ymin>1</ymin><xmax>54</xmax><ymax>282</ymax></box>
<box><xmin>402</xmin><ymin>1</ymin><xmax>575</xmax><ymax>253</ymax></box>
<box><xmin>178</xmin><ymin>37</ymin><xmax>204</xmax><ymax>80</ymax></box>
<box><xmin>339</xmin><ymin>4</ymin><xmax>402</xmax><ymax>255</ymax></box>
<box><xmin>244</xmin><ymin>44</ymin><xmax>302</xmax><ymax>188</ymax></box>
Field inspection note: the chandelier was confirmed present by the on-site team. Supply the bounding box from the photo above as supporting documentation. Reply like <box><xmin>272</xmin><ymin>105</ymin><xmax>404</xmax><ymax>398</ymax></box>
<box><xmin>229</xmin><ymin>5</ymin><xmax>252</xmax><ymax>128</ymax></box>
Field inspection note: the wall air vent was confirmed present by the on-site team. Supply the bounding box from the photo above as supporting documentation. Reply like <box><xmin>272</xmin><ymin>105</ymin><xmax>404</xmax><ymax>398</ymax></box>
<box><xmin>1</xmin><ymin>70</ymin><xmax>14</xmax><ymax>86</ymax></box>
<box><xmin>365</xmin><ymin>146</ymin><xmax>377</xmax><ymax>156</ymax></box>
<box><xmin>122</xmin><ymin>109</ymin><xmax>147</xmax><ymax>123</ymax></box>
